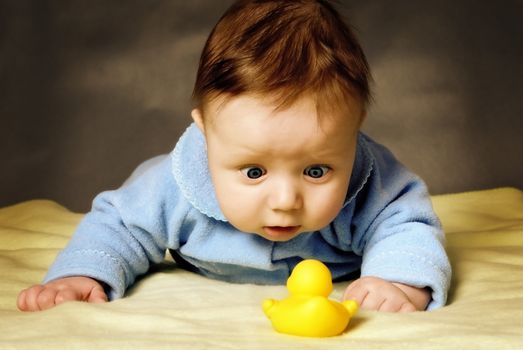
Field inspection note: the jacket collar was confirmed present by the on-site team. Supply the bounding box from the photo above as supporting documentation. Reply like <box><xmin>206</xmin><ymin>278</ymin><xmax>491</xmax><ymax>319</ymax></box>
<box><xmin>171</xmin><ymin>123</ymin><xmax>227</xmax><ymax>221</ymax></box>
<box><xmin>345</xmin><ymin>133</ymin><xmax>374</xmax><ymax>206</ymax></box>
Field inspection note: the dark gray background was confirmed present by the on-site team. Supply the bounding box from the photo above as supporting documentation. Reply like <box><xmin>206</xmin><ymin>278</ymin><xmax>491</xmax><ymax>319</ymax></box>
<box><xmin>1</xmin><ymin>0</ymin><xmax>522</xmax><ymax>212</ymax></box>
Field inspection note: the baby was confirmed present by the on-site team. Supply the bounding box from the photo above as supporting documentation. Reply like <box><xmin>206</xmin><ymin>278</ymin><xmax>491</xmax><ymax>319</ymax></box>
<box><xmin>18</xmin><ymin>0</ymin><xmax>451</xmax><ymax>313</ymax></box>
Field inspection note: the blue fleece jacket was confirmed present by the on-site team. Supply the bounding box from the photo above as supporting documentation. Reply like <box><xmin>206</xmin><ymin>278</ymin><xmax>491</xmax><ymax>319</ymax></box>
<box><xmin>44</xmin><ymin>123</ymin><xmax>451</xmax><ymax>310</ymax></box>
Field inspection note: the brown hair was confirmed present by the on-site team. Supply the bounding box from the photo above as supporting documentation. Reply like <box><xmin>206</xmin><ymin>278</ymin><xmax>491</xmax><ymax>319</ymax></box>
<box><xmin>192</xmin><ymin>0</ymin><xmax>371</xmax><ymax>119</ymax></box>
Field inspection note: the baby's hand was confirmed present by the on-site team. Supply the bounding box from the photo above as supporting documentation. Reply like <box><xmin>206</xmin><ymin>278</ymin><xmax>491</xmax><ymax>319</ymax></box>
<box><xmin>343</xmin><ymin>276</ymin><xmax>430</xmax><ymax>312</ymax></box>
<box><xmin>17</xmin><ymin>276</ymin><xmax>108</xmax><ymax>312</ymax></box>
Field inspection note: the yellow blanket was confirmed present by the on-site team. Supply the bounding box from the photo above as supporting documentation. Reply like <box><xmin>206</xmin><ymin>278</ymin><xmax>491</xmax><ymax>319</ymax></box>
<box><xmin>1</xmin><ymin>188</ymin><xmax>522</xmax><ymax>349</ymax></box>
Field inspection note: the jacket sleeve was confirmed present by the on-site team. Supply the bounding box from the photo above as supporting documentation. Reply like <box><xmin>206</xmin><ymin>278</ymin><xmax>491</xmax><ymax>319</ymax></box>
<box><xmin>350</xmin><ymin>137</ymin><xmax>452</xmax><ymax>310</ymax></box>
<box><xmin>43</xmin><ymin>156</ymin><xmax>189</xmax><ymax>300</ymax></box>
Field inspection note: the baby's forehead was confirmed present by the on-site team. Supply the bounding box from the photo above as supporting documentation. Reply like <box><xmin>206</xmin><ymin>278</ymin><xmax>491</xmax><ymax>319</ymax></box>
<box><xmin>201</xmin><ymin>93</ymin><xmax>361</xmax><ymax>156</ymax></box>
<box><xmin>202</xmin><ymin>92</ymin><xmax>363</xmax><ymax>125</ymax></box>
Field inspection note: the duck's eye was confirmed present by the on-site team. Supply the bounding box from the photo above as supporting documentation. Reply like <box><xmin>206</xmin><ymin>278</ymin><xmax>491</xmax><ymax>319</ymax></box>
<box><xmin>304</xmin><ymin>165</ymin><xmax>330</xmax><ymax>179</ymax></box>
<box><xmin>240</xmin><ymin>166</ymin><xmax>266</xmax><ymax>179</ymax></box>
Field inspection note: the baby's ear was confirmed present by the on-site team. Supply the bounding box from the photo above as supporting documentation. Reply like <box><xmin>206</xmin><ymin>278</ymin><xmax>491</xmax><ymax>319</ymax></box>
<box><xmin>360</xmin><ymin>110</ymin><xmax>367</xmax><ymax>125</ymax></box>
<box><xmin>191</xmin><ymin>108</ymin><xmax>205</xmax><ymax>132</ymax></box>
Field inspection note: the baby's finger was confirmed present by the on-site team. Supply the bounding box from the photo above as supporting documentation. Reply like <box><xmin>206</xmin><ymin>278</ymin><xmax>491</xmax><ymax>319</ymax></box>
<box><xmin>343</xmin><ymin>283</ymin><xmax>368</xmax><ymax>305</ymax></box>
<box><xmin>36</xmin><ymin>287</ymin><xmax>61</xmax><ymax>311</ymax></box>
<box><xmin>88</xmin><ymin>285</ymin><xmax>108</xmax><ymax>303</ymax></box>
<box><xmin>23</xmin><ymin>285</ymin><xmax>46</xmax><ymax>312</ymax></box>
<box><xmin>377</xmin><ymin>298</ymin><xmax>404</xmax><ymax>312</ymax></box>
<box><xmin>17</xmin><ymin>289</ymin><xmax>29</xmax><ymax>311</ymax></box>
<box><xmin>359</xmin><ymin>293</ymin><xmax>385</xmax><ymax>311</ymax></box>
<box><xmin>398</xmin><ymin>302</ymin><xmax>417</xmax><ymax>313</ymax></box>
<box><xmin>54</xmin><ymin>289</ymin><xmax>80</xmax><ymax>305</ymax></box>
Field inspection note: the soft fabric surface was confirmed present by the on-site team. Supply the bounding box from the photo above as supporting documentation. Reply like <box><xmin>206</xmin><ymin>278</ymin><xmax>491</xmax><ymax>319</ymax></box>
<box><xmin>1</xmin><ymin>188</ymin><xmax>522</xmax><ymax>349</ymax></box>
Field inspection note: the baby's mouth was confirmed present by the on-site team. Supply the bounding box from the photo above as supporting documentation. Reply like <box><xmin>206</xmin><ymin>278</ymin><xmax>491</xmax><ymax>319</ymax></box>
<box><xmin>262</xmin><ymin>226</ymin><xmax>301</xmax><ymax>239</ymax></box>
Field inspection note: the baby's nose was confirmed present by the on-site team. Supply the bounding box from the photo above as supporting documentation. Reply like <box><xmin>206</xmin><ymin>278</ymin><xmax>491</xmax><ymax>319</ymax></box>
<box><xmin>269</xmin><ymin>181</ymin><xmax>303</xmax><ymax>211</ymax></box>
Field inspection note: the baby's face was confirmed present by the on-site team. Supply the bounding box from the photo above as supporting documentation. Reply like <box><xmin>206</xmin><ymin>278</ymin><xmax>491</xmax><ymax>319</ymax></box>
<box><xmin>192</xmin><ymin>94</ymin><xmax>361</xmax><ymax>242</ymax></box>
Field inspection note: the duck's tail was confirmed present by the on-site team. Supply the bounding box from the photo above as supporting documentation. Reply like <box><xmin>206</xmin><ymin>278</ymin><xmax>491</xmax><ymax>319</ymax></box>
<box><xmin>262</xmin><ymin>299</ymin><xmax>277</xmax><ymax>317</ymax></box>
<box><xmin>342</xmin><ymin>299</ymin><xmax>359</xmax><ymax>317</ymax></box>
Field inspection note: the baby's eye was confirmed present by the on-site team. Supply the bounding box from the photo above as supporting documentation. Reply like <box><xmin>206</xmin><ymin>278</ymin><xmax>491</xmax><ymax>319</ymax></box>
<box><xmin>240</xmin><ymin>166</ymin><xmax>266</xmax><ymax>179</ymax></box>
<box><xmin>304</xmin><ymin>165</ymin><xmax>330</xmax><ymax>179</ymax></box>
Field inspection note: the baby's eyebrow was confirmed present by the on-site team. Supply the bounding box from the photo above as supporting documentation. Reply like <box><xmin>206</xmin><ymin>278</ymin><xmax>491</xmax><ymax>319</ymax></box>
<box><xmin>305</xmin><ymin>147</ymin><xmax>343</xmax><ymax>160</ymax></box>
<box><xmin>232</xmin><ymin>146</ymin><xmax>266</xmax><ymax>158</ymax></box>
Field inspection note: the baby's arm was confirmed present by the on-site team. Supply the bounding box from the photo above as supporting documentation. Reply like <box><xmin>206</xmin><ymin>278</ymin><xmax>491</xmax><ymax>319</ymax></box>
<box><xmin>346</xmin><ymin>136</ymin><xmax>451</xmax><ymax>310</ymax></box>
<box><xmin>17</xmin><ymin>277</ymin><xmax>107</xmax><ymax>311</ymax></box>
<box><xmin>21</xmin><ymin>157</ymin><xmax>184</xmax><ymax>311</ymax></box>
<box><xmin>343</xmin><ymin>276</ymin><xmax>430</xmax><ymax>312</ymax></box>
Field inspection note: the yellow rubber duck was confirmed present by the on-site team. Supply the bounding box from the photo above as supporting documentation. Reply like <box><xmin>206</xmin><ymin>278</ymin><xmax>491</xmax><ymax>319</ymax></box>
<box><xmin>262</xmin><ymin>259</ymin><xmax>359</xmax><ymax>337</ymax></box>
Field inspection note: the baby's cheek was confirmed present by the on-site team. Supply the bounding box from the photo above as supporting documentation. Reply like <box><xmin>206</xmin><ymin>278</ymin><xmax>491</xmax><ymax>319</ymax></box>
<box><xmin>215</xmin><ymin>186</ymin><xmax>260</xmax><ymax>227</ymax></box>
<box><xmin>306</xmin><ymin>191</ymin><xmax>345</xmax><ymax>229</ymax></box>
